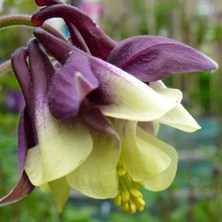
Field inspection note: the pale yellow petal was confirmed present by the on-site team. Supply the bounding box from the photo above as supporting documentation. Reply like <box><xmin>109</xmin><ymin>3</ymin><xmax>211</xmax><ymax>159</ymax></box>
<box><xmin>114</xmin><ymin>121</ymin><xmax>171</xmax><ymax>181</ymax></box>
<box><xmin>150</xmin><ymin>81</ymin><xmax>200</xmax><ymax>132</ymax></box>
<box><xmin>92</xmin><ymin>61</ymin><xmax>182</xmax><ymax>121</ymax></box>
<box><xmin>137</xmin><ymin>126</ymin><xmax>178</xmax><ymax>191</ymax></box>
<box><xmin>25</xmin><ymin>145</ymin><xmax>44</xmax><ymax>186</ymax></box>
<box><xmin>49</xmin><ymin>177</ymin><xmax>71</xmax><ymax>213</ymax></box>
<box><xmin>160</xmin><ymin>103</ymin><xmax>201</xmax><ymax>132</ymax></box>
<box><xmin>26</xmin><ymin>147</ymin><xmax>71</xmax><ymax>213</ymax></box>
<box><xmin>67</xmin><ymin>132</ymin><xmax>120</xmax><ymax>199</ymax></box>
<box><xmin>39</xmin><ymin>183</ymin><xmax>50</xmax><ymax>192</ymax></box>
<box><xmin>34</xmin><ymin>106</ymin><xmax>93</xmax><ymax>184</ymax></box>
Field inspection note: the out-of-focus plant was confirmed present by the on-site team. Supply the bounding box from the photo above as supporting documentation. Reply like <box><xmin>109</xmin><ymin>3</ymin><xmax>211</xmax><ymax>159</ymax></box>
<box><xmin>0</xmin><ymin>0</ymin><xmax>37</xmax><ymax>60</ymax></box>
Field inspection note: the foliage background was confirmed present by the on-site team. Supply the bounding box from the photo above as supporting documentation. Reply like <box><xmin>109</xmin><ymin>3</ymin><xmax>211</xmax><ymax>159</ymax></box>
<box><xmin>0</xmin><ymin>0</ymin><xmax>222</xmax><ymax>221</ymax></box>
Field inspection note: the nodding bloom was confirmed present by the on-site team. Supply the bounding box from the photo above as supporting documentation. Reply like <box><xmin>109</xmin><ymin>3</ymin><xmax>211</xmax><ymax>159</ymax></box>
<box><xmin>0</xmin><ymin>0</ymin><xmax>218</xmax><ymax>214</ymax></box>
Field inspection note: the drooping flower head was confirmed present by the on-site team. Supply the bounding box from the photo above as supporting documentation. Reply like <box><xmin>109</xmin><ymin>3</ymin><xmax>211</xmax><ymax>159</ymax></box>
<box><xmin>0</xmin><ymin>0</ymin><xmax>218</xmax><ymax>214</ymax></box>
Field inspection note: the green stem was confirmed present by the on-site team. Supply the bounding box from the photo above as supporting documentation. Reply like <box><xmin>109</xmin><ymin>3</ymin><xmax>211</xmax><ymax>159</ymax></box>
<box><xmin>0</xmin><ymin>15</ymin><xmax>33</xmax><ymax>29</ymax></box>
<box><xmin>0</xmin><ymin>60</ymin><xmax>11</xmax><ymax>76</ymax></box>
<box><xmin>0</xmin><ymin>15</ymin><xmax>66</xmax><ymax>41</ymax></box>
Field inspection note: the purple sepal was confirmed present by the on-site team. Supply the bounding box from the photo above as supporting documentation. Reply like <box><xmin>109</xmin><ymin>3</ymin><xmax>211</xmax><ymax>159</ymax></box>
<box><xmin>81</xmin><ymin>100</ymin><xmax>117</xmax><ymax>134</ymax></box>
<box><xmin>80</xmin><ymin>100</ymin><xmax>120</xmax><ymax>148</ymax></box>
<box><xmin>0</xmin><ymin>172</ymin><xmax>34</xmax><ymax>206</ymax></box>
<box><xmin>66</xmin><ymin>22</ymin><xmax>90</xmax><ymax>52</ymax></box>
<box><xmin>28</xmin><ymin>39</ymin><xmax>54</xmax><ymax>102</ymax></box>
<box><xmin>48</xmin><ymin>52</ymin><xmax>99</xmax><ymax>120</ymax></box>
<box><xmin>32</xmin><ymin>4</ymin><xmax>116</xmax><ymax>59</ymax></box>
<box><xmin>11</xmin><ymin>48</ymin><xmax>34</xmax><ymax>117</ymax></box>
<box><xmin>35</xmin><ymin>0</ymin><xmax>63</xmax><ymax>6</ymax></box>
<box><xmin>107</xmin><ymin>36</ymin><xmax>218</xmax><ymax>82</ymax></box>
<box><xmin>33</xmin><ymin>28</ymin><xmax>74</xmax><ymax>64</ymax></box>
<box><xmin>18</xmin><ymin>109</ymin><xmax>36</xmax><ymax>174</ymax></box>
<box><xmin>0</xmin><ymin>109</ymin><xmax>36</xmax><ymax>206</ymax></box>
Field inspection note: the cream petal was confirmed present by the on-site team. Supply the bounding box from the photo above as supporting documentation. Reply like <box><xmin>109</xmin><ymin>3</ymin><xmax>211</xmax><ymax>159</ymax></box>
<box><xmin>160</xmin><ymin>103</ymin><xmax>201</xmax><ymax>132</ymax></box>
<box><xmin>26</xmin><ymin>106</ymin><xmax>93</xmax><ymax>185</ymax></box>
<box><xmin>25</xmin><ymin>148</ymin><xmax>71</xmax><ymax>212</ymax></box>
<box><xmin>67</xmin><ymin>131</ymin><xmax>120</xmax><ymax>199</ymax></box>
<box><xmin>150</xmin><ymin>81</ymin><xmax>200</xmax><ymax>132</ymax></box>
<box><xmin>40</xmin><ymin>183</ymin><xmax>50</xmax><ymax>192</ymax></box>
<box><xmin>37</xmin><ymin>107</ymin><xmax>93</xmax><ymax>182</ymax></box>
<box><xmin>114</xmin><ymin>121</ymin><xmax>171</xmax><ymax>181</ymax></box>
<box><xmin>137</xmin><ymin>126</ymin><xmax>178</xmax><ymax>191</ymax></box>
<box><xmin>91</xmin><ymin>59</ymin><xmax>182</xmax><ymax>121</ymax></box>
<box><xmin>25</xmin><ymin>145</ymin><xmax>44</xmax><ymax>186</ymax></box>
<box><xmin>49</xmin><ymin>177</ymin><xmax>71</xmax><ymax>213</ymax></box>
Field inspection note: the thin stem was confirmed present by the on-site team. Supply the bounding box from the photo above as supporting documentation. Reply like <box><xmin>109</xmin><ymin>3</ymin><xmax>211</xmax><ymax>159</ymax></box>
<box><xmin>0</xmin><ymin>15</ymin><xmax>32</xmax><ymax>29</ymax></box>
<box><xmin>0</xmin><ymin>15</ymin><xmax>67</xmax><ymax>41</ymax></box>
<box><xmin>0</xmin><ymin>60</ymin><xmax>12</xmax><ymax>76</ymax></box>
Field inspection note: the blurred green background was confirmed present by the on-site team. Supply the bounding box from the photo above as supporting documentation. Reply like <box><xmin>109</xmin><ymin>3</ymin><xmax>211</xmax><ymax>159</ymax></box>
<box><xmin>0</xmin><ymin>0</ymin><xmax>222</xmax><ymax>221</ymax></box>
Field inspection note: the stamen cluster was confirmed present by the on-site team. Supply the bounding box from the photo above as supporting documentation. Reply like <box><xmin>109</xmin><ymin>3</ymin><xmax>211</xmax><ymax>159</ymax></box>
<box><xmin>115</xmin><ymin>163</ymin><xmax>145</xmax><ymax>214</ymax></box>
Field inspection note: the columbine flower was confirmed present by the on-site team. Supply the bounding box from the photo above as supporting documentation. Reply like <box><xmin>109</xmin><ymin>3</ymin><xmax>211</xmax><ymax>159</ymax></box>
<box><xmin>0</xmin><ymin>0</ymin><xmax>218</xmax><ymax>214</ymax></box>
<box><xmin>0</xmin><ymin>29</ymin><xmax>182</xmax><ymax>213</ymax></box>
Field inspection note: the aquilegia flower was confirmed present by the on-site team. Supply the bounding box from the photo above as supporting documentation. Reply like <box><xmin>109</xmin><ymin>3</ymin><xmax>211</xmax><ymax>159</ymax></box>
<box><xmin>0</xmin><ymin>0</ymin><xmax>218</xmax><ymax>214</ymax></box>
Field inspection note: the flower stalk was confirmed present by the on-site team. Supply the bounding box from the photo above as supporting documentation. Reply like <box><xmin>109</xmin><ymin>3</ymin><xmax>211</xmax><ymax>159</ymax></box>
<box><xmin>0</xmin><ymin>15</ymin><xmax>66</xmax><ymax>41</ymax></box>
<box><xmin>0</xmin><ymin>60</ymin><xmax>11</xmax><ymax>75</ymax></box>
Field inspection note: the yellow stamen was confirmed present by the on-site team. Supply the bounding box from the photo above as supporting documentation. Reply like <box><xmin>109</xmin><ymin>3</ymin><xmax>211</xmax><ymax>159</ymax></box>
<box><xmin>137</xmin><ymin>205</ymin><xmax>145</xmax><ymax>212</ymax></box>
<box><xmin>136</xmin><ymin>197</ymin><xmax>145</xmax><ymax>206</ymax></box>
<box><xmin>129</xmin><ymin>202</ymin><xmax>137</xmax><ymax>214</ymax></box>
<box><xmin>114</xmin><ymin>195</ymin><xmax>121</xmax><ymax>206</ymax></box>
<box><xmin>117</xmin><ymin>167</ymin><xmax>127</xmax><ymax>176</ymax></box>
<box><xmin>122</xmin><ymin>202</ymin><xmax>129</xmax><ymax>212</ymax></box>
<box><xmin>133</xmin><ymin>181</ymin><xmax>145</xmax><ymax>187</ymax></box>
<box><xmin>130</xmin><ymin>188</ymin><xmax>142</xmax><ymax>197</ymax></box>
<box><xmin>114</xmin><ymin>162</ymin><xmax>146</xmax><ymax>214</ymax></box>
<box><xmin>121</xmin><ymin>191</ymin><xmax>130</xmax><ymax>202</ymax></box>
